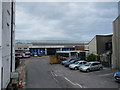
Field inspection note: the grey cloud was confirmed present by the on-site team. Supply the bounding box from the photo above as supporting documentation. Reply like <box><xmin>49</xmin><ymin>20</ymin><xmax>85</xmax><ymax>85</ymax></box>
<box><xmin>16</xmin><ymin>2</ymin><xmax>117</xmax><ymax>41</ymax></box>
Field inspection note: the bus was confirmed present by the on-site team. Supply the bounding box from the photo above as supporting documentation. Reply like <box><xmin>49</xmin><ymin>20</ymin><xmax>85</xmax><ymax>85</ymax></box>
<box><xmin>22</xmin><ymin>52</ymin><xmax>30</xmax><ymax>58</ymax></box>
<box><xmin>15</xmin><ymin>53</ymin><xmax>22</xmax><ymax>58</ymax></box>
<box><xmin>56</xmin><ymin>51</ymin><xmax>86</xmax><ymax>60</ymax></box>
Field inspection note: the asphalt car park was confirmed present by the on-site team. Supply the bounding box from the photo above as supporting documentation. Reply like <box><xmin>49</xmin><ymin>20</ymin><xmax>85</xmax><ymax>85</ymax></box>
<box><xmin>25</xmin><ymin>56</ymin><xmax>120</xmax><ymax>88</ymax></box>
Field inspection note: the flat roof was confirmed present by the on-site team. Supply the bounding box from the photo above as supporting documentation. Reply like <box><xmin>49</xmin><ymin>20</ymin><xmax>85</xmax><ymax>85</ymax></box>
<box><xmin>88</xmin><ymin>34</ymin><xmax>113</xmax><ymax>45</ymax></box>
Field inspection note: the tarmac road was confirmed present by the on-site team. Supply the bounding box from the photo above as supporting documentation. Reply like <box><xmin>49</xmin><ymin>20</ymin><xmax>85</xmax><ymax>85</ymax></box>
<box><xmin>25</xmin><ymin>56</ymin><xmax>120</xmax><ymax>88</ymax></box>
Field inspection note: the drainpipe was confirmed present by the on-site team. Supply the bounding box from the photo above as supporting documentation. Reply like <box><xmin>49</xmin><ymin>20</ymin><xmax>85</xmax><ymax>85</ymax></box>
<box><xmin>11</xmin><ymin>1</ymin><xmax>14</xmax><ymax>72</ymax></box>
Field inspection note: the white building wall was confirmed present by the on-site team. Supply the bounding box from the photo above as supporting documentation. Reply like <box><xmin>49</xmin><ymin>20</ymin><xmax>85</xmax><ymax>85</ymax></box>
<box><xmin>88</xmin><ymin>36</ymin><xmax>97</xmax><ymax>54</ymax></box>
<box><xmin>0</xmin><ymin>1</ymin><xmax>2</xmax><ymax>89</ymax></box>
<box><xmin>0</xmin><ymin>0</ymin><xmax>15</xmax><ymax>89</ymax></box>
<box><xmin>2</xmin><ymin>1</ymin><xmax>12</xmax><ymax>88</ymax></box>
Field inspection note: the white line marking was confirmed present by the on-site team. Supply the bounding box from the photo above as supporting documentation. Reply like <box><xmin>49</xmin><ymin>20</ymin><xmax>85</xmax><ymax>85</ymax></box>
<box><xmin>64</xmin><ymin>77</ymin><xmax>83</xmax><ymax>88</ymax></box>
<box><xmin>51</xmin><ymin>71</ymin><xmax>54</xmax><ymax>76</ymax></box>
<box><xmin>54</xmin><ymin>73</ymin><xmax>58</xmax><ymax>76</ymax></box>
<box><xmin>76</xmin><ymin>83</ymin><xmax>83</xmax><ymax>88</ymax></box>
<box><xmin>64</xmin><ymin>77</ymin><xmax>76</xmax><ymax>85</ymax></box>
<box><xmin>50</xmin><ymin>71</ymin><xmax>59</xmax><ymax>82</ymax></box>
<box><xmin>53</xmin><ymin>76</ymin><xmax>59</xmax><ymax>82</ymax></box>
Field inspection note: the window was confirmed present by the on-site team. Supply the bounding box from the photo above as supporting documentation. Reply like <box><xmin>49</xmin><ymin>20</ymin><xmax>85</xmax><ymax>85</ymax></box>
<box><xmin>7</xmin><ymin>23</ymin><xmax>9</xmax><ymax>27</ymax></box>
<box><xmin>83</xmin><ymin>62</ymin><xmax>87</xmax><ymax>64</ymax></box>
<box><xmin>18</xmin><ymin>48</ymin><xmax>21</xmax><ymax>49</ymax></box>
<box><xmin>7</xmin><ymin>10</ymin><xmax>10</xmax><ymax>15</ymax></box>
<box><xmin>92</xmin><ymin>63</ymin><xmax>98</xmax><ymax>66</ymax></box>
<box><xmin>79</xmin><ymin>62</ymin><xmax>82</xmax><ymax>64</ymax></box>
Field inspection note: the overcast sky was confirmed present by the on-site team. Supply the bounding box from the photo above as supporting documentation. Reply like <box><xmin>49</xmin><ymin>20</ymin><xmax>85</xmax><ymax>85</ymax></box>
<box><xmin>16</xmin><ymin>2</ymin><xmax>118</xmax><ymax>42</ymax></box>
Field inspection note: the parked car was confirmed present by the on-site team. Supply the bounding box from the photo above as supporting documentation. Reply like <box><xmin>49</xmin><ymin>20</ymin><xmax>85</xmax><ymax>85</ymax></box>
<box><xmin>79</xmin><ymin>61</ymin><xmax>103</xmax><ymax>72</ymax></box>
<box><xmin>64</xmin><ymin>59</ymin><xmax>80</xmax><ymax>67</ymax></box>
<box><xmin>114</xmin><ymin>70</ymin><xmax>120</xmax><ymax>81</ymax></box>
<box><xmin>61</xmin><ymin>57</ymin><xmax>77</xmax><ymax>65</ymax></box>
<box><xmin>34</xmin><ymin>54</ymin><xmax>38</xmax><ymax>56</ymax></box>
<box><xmin>69</xmin><ymin>60</ymin><xmax>87</xmax><ymax>70</ymax></box>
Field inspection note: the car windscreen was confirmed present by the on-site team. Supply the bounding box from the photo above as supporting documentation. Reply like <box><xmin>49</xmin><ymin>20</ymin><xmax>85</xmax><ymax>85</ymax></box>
<box><xmin>70</xmin><ymin>60</ymin><xmax>75</xmax><ymax>63</ymax></box>
<box><xmin>84</xmin><ymin>63</ymin><xmax>91</xmax><ymax>66</ymax></box>
<box><xmin>74</xmin><ymin>61</ymin><xmax>79</xmax><ymax>64</ymax></box>
<box><xmin>67</xmin><ymin>58</ymin><xmax>73</xmax><ymax>61</ymax></box>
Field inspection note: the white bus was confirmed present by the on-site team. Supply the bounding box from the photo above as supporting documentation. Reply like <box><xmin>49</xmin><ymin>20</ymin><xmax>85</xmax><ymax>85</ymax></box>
<box><xmin>56</xmin><ymin>50</ymin><xmax>86</xmax><ymax>60</ymax></box>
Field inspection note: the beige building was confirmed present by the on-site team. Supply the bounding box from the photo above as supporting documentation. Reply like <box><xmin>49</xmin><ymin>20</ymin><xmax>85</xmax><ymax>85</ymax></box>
<box><xmin>88</xmin><ymin>35</ymin><xmax>112</xmax><ymax>55</ymax></box>
<box><xmin>112</xmin><ymin>15</ymin><xmax>120</xmax><ymax>69</ymax></box>
<box><xmin>15</xmin><ymin>43</ymin><xmax>32</xmax><ymax>51</ymax></box>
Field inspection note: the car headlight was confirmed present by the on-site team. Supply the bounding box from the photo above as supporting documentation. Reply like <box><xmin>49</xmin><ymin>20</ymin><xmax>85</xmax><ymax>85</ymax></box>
<box><xmin>114</xmin><ymin>73</ymin><xmax>118</xmax><ymax>77</ymax></box>
<box><xmin>82</xmin><ymin>67</ymin><xmax>88</xmax><ymax>70</ymax></box>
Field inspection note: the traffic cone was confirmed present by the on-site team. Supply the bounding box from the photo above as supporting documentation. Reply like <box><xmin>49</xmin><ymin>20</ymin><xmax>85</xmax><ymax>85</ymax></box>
<box><xmin>18</xmin><ymin>78</ymin><xmax>23</xmax><ymax>88</ymax></box>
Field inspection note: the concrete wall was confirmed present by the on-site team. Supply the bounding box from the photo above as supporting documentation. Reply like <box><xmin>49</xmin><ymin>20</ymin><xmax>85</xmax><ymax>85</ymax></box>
<box><xmin>15</xmin><ymin>43</ymin><xmax>31</xmax><ymax>50</ymax></box>
<box><xmin>88</xmin><ymin>35</ymin><xmax>112</xmax><ymax>56</ymax></box>
<box><xmin>0</xmin><ymin>0</ymin><xmax>2</xmax><ymax>89</ymax></box>
<box><xmin>88</xmin><ymin>36</ymin><xmax>97</xmax><ymax>54</ymax></box>
<box><xmin>97</xmin><ymin>35</ymin><xmax>112</xmax><ymax>55</ymax></box>
<box><xmin>0</xmin><ymin>1</ymin><xmax>15</xmax><ymax>89</ymax></box>
<box><xmin>75</xmin><ymin>46</ymin><xmax>85</xmax><ymax>51</ymax></box>
<box><xmin>2</xmin><ymin>2</ymin><xmax>12</xmax><ymax>88</ymax></box>
<box><xmin>112</xmin><ymin>16</ymin><xmax>120</xmax><ymax>69</ymax></box>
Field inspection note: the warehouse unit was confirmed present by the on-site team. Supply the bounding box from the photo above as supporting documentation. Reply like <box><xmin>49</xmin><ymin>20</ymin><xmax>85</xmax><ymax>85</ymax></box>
<box><xmin>112</xmin><ymin>1</ymin><xmax>120</xmax><ymax>70</ymax></box>
<box><xmin>0</xmin><ymin>0</ymin><xmax>15</xmax><ymax>89</ymax></box>
<box><xmin>88</xmin><ymin>35</ymin><xmax>113</xmax><ymax>67</ymax></box>
<box><xmin>88</xmin><ymin>35</ymin><xmax>112</xmax><ymax>55</ymax></box>
<box><xmin>15</xmin><ymin>41</ymin><xmax>87</xmax><ymax>56</ymax></box>
<box><xmin>29</xmin><ymin>47</ymin><xmax>75</xmax><ymax>56</ymax></box>
<box><xmin>112</xmin><ymin>15</ymin><xmax>120</xmax><ymax>69</ymax></box>
<box><xmin>28</xmin><ymin>41</ymin><xmax>83</xmax><ymax>56</ymax></box>
<box><xmin>29</xmin><ymin>48</ymin><xmax>45</xmax><ymax>56</ymax></box>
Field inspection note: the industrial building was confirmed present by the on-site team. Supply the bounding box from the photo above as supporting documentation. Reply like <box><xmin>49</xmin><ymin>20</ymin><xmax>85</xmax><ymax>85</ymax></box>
<box><xmin>88</xmin><ymin>35</ymin><xmax>112</xmax><ymax>55</ymax></box>
<box><xmin>88</xmin><ymin>35</ymin><xmax>112</xmax><ymax>67</ymax></box>
<box><xmin>15</xmin><ymin>41</ymin><xmax>88</xmax><ymax>56</ymax></box>
<box><xmin>112</xmin><ymin>1</ymin><xmax>120</xmax><ymax>69</ymax></box>
<box><xmin>0</xmin><ymin>0</ymin><xmax>15</xmax><ymax>89</ymax></box>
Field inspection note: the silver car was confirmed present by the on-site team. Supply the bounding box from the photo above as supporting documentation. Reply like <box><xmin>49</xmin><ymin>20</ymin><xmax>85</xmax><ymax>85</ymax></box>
<box><xmin>79</xmin><ymin>61</ymin><xmax>103</xmax><ymax>72</ymax></box>
<box><xmin>69</xmin><ymin>60</ymin><xmax>87</xmax><ymax>70</ymax></box>
<box><xmin>61</xmin><ymin>57</ymin><xmax>77</xmax><ymax>65</ymax></box>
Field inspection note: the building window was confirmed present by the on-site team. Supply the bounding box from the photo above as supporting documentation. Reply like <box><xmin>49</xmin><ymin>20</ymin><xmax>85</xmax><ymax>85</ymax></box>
<box><xmin>7</xmin><ymin>23</ymin><xmax>9</xmax><ymax>27</ymax></box>
<box><xmin>7</xmin><ymin>10</ymin><xmax>10</xmax><ymax>15</ymax></box>
<box><xmin>18</xmin><ymin>48</ymin><xmax>21</xmax><ymax>49</ymax></box>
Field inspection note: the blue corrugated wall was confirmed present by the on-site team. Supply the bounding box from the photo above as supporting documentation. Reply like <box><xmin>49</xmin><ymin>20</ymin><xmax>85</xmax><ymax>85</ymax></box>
<box><xmin>62</xmin><ymin>48</ymin><xmax>74</xmax><ymax>51</ymax></box>
<box><xmin>29</xmin><ymin>48</ymin><xmax>45</xmax><ymax>56</ymax></box>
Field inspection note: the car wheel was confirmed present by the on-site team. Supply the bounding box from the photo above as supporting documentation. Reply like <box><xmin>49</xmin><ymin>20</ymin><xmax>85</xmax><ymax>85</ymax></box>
<box><xmin>86</xmin><ymin>69</ymin><xmax>90</xmax><ymax>72</ymax></box>
<box><xmin>74</xmin><ymin>67</ymin><xmax>78</xmax><ymax>70</ymax></box>
<box><xmin>99</xmin><ymin>67</ymin><xmax>103</xmax><ymax>70</ymax></box>
<box><xmin>115</xmin><ymin>76</ymin><xmax>119</xmax><ymax>81</ymax></box>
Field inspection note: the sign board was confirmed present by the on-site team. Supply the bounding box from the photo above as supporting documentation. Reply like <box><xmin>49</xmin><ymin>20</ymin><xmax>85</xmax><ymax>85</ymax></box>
<box><xmin>11</xmin><ymin>72</ymin><xmax>19</xmax><ymax>79</ymax></box>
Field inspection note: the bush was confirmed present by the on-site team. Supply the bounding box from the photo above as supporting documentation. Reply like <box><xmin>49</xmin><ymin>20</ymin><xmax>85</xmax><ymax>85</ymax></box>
<box><xmin>86</xmin><ymin>53</ymin><xmax>97</xmax><ymax>61</ymax></box>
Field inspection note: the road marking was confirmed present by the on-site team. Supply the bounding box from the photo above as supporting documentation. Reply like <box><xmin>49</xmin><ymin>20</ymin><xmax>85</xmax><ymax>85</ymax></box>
<box><xmin>64</xmin><ymin>77</ymin><xmax>76</xmax><ymax>85</ymax></box>
<box><xmin>54</xmin><ymin>73</ymin><xmax>58</xmax><ymax>76</ymax></box>
<box><xmin>76</xmin><ymin>83</ymin><xmax>83</xmax><ymax>88</ymax></box>
<box><xmin>64</xmin><ymin>77</ymin><xmax>83</xmax><ymax>88</ymax></box>
<box><xmin>50</xmin><ymin>71</ymin><xmax>59</xmax><ymax>83</ymax></box>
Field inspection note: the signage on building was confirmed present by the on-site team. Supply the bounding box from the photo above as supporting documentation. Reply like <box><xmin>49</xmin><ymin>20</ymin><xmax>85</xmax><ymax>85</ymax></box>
<box><xmin>11</xmin><ymin>72</ymin><xmax>19</xmax><ymax>79</ymax></box>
